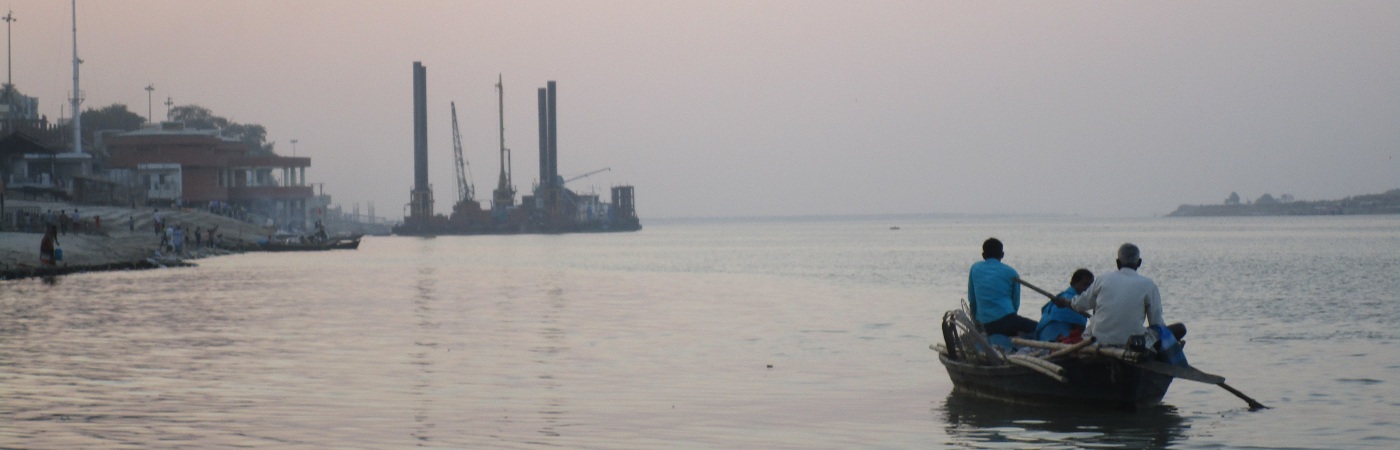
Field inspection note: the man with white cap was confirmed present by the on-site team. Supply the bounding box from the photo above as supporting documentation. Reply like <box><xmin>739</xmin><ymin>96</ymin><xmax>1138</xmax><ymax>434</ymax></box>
<box><xmin>1052</xmin><ymin>243</ymin><xmax>1169</xmax><ymax>348</ymax></box>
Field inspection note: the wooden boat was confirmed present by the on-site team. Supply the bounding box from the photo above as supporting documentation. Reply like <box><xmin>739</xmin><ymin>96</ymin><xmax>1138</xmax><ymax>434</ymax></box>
<box><xmin>935</xmin><ymin>309</ymin><xmax>1175</xmax><ymax>410</ymax></box>
<box><xmin>256</xmin><ymin>236</ymin><xmax>361</xmax><ymax>252</ymax></box>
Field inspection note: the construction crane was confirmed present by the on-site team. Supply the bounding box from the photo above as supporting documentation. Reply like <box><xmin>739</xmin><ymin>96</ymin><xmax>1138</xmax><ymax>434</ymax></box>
<box><xmin>564</xmin><ymin>167</ymin><xmax>610</xmax><ymax>185</ymax></box>
<box><xmin>450</xmin><ymin>101</ymin><xmax>474</xmax><ymax>204</ymax></box>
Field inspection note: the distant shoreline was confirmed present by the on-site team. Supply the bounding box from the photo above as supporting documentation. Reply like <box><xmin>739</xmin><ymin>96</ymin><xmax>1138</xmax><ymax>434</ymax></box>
<box><xmin>1167</xmin><ymin>189</ymin><xmax>1400</xmax><ymax>217</ymax></box>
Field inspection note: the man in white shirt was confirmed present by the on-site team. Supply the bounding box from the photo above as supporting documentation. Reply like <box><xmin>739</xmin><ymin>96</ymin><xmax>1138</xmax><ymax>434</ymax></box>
<box><xmin>1053</xmin><ymin>243</ymin><xmax>1167</xmax><ymax>347</ymax></box>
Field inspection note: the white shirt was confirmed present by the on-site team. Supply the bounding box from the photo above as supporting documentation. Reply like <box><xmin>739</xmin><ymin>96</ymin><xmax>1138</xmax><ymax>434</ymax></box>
<box><xmin>1070</xmin><ymin>267</ymin><xmax>1166</xmax><ymax>346</ymax></box>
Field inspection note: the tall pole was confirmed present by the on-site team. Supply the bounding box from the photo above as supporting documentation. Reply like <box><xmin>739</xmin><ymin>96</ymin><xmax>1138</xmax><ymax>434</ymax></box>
<box><xmin>71</xmin><ymin>0</ymin><xmax>82</xmax><ymax>154</ymax></box>
<box><xmin>497</xmin><ymin>74</ymin><xmax>507</xmax><ymax>184</ymax></box>
<box><xmin>291</xmin><ymin>139</ymin><xmax>298</xmax><ymax>157</ymax></box>
<box><xmin>3</xmin><ymin>10</ymin><xmax>14</xmax><ymax>89</ymax></box>
<box><xmin>164</xmin><ymin>96</ymin><xmax>172</xmax><ymax>120</ymax></box>
<box><xmin>144</xmin><ymin>84</ymin><xmax>154</xmax><ymax>123</ymax></box>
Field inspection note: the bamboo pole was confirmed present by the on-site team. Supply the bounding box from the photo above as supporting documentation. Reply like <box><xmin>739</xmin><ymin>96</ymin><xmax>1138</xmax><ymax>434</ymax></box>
<box><xmin>1010</xmin><ymin>337</ymin><xmax>1141</xmax><ymax>362</ymax></box>
<box><xmin>1047</xmin><ymin>336</ymin><xmax>1098</xmax><ymax>359</ymax></box>
<box><xmin>1006</xmin><ymin>355</ymin><xmax>1067</xmax><ymax>383</ymax></box>
<box><xmin>1007</xmin><ymin>354</ymin><xmax>1065</xmax><ymax>375</ymax></box>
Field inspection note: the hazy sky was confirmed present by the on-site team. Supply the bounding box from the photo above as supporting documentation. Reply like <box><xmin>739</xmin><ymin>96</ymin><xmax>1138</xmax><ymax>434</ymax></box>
<box><xmin>10</xmin><ymin>1</ymin><xmax>1399</xmax><ymax>218</ymax></box>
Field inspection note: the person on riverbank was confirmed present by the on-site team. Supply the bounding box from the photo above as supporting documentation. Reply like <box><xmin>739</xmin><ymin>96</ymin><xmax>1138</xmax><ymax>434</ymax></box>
<box><xmin>40</xmin><ymin>225</ymin><xmax>59</xmax><ymax>266</ymax></box>
<box><xmin>1036</xmin><ymin>268</ymin><xmax>1092</xmax><ymax>342</ymax></box>
<box><xmin>968</xmin><ymin>238</ymin><xmax>1036</xmax><ymax>337</ymax></box>
<box><xmin>1052</xmin><ymin>243</ymin><xmax>1183</xmax><ymax>348</ymax></box>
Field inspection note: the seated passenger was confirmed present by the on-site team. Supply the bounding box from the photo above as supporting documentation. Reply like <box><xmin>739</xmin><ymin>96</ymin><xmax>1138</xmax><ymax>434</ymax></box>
<box><xmin>1053</xmin><ymin>243</ymin><xmax>1184</xmax><ymax>348</ymax></box>
<box><xmin>1036</xmin><ymin>268</ymin><xmax>1092</xmax><ymax>342</ymax></box>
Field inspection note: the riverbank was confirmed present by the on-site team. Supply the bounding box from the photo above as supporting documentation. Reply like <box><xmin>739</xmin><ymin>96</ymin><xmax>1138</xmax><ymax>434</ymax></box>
<box><xmin>0</xmin><ymin>200</ymin><xmax>277</xmax><ymax>280</ymax></box>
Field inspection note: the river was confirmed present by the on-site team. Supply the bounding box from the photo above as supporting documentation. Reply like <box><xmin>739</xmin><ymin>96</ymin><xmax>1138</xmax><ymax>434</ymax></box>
<box><xmin>1</xmin><ymin>215</ymin><xmax>1396</xmax><ymax>449</ymax></box>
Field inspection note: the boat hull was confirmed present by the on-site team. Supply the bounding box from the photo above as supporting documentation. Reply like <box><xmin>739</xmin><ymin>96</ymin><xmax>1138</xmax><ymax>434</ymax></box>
<box><xmin>940</xmin><ymin>353</ymin><xmax>1173</xmax><ymax>409</ymax></box>
<box><xmin>256</xmin><ymin>238</ymin><xmax>361</xmax><ymax>252</ymax></box>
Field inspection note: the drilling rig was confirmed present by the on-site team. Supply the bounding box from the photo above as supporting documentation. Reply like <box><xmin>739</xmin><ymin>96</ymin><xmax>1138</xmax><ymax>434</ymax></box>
<box><xmin>491</xmin><ymin>74</ymin><xmax>516</xmax><ymax>220</ymax></box>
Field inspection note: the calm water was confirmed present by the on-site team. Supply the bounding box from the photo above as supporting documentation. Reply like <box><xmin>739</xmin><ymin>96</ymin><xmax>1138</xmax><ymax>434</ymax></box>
<box><xmin>1</xmin><ymin>215</ymin><xmax>1397</xmax><ymax>449</ymax></box>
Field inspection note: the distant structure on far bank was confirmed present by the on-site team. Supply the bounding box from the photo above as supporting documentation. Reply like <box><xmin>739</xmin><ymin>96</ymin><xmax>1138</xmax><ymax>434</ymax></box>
<box><xmin>1168</xmin><ymin>189</ymin><xmax>1400</xmax><ymax>217</ymax></box>
<box><xmin>394</xmin><ymin>62</ymin><xmax>641</xmax><ymax>235</ymax></box>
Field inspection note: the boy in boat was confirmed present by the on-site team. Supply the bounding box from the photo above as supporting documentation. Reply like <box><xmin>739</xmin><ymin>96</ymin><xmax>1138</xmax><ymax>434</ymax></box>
<box><xmin>1053</xmin><ymin>243</ymin><xmax>1184</xmax><ymax>349</ymax></box>
<box><xmin>1036</xmin><ymin>268</ymin><xmax>1092</xmax><ymax>342</ymax></box>
<box><xmin>968</xmin><ymin>238</ymin><xmax>1036</xmax><ymax>337</ymax></box>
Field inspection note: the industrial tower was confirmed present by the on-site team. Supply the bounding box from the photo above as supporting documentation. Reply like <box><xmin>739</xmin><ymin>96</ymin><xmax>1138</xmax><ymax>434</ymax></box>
<box><xmin>407</xmin><ymin>61</ymin><xmax>433</xmax><ymax>225</ymax></box>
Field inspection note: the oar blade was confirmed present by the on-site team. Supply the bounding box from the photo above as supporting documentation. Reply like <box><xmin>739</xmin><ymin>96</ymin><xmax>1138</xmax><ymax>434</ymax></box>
<box><xmin>1134</xmin><ymin>360</ymin><xmax>1226</xmax><ymax>384</ymax></box>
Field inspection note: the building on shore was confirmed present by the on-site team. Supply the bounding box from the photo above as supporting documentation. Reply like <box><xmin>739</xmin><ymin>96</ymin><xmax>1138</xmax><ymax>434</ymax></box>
<box><xmin>104</xmin><ymin>122</ymin><xmax>315</xmax><ymax>230</ymax></box>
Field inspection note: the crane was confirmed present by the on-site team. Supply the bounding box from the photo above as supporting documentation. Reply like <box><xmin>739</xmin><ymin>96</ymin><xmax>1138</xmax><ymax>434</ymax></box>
<box><xmin>563</xmin><ymin>167</ymin><xmax>610</xmax><ymax>185</ymax></box>
<box><xmin>450</xmin><ymin>101</ymin><xmax>475</xmax><ymax>204</ymax></box>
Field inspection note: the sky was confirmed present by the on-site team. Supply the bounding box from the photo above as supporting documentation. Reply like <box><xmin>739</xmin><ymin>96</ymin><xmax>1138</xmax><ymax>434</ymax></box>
<box><xmin>8</xmin><ymin>1</ymin><xmax>1399</xmax><ymax>219</ymax></box>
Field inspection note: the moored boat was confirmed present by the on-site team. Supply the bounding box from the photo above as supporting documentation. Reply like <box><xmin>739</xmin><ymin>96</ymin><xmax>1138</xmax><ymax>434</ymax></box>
<box><xmin>256</xmin><ymin>236</ymin><xmax>361</xmax><ymax>252</ymax></box>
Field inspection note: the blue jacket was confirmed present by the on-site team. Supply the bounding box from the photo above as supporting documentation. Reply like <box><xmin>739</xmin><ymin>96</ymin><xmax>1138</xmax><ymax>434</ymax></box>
<box><xmin>968</xmin><ymin>258</ymin><xmax>1021</xmax><ymax>324</ymax></box>
<box><xmin>1035</xmin><ymin>286</ymin><xmax>1089</xmax><ymax>341</ymax></box>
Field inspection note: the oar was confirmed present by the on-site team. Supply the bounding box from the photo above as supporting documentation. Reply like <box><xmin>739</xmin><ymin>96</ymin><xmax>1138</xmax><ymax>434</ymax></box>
<box><xmin>1013</xmin><ymin>277</ymin><xmax>1269</xmax><ymax>411</ymax></box>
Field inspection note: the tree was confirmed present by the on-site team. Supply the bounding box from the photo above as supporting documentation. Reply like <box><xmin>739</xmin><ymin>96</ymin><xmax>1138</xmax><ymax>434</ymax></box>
<box><xmin>81</xmin><ymin>104</ymin><xmax>146</xmax><ymax>140</ymax></box>
<box><xmin>1225</xmin><ymin>192</ymin><xmax>1241</xmax><ymax>205</ymax></box>
<box><xmin>1256</xmin><ymin>193</ymin><xmax>1278</xmax><ymax>205</ymax></box>
<box><xmin>167</xmin><ymin>104</ymin><xmax>275</xmax><ymax>155</ymax></box>
<box><xmin>168</xmin><ymin>105</ymin><xmax>228</xmax><ymax>130</ymax></box>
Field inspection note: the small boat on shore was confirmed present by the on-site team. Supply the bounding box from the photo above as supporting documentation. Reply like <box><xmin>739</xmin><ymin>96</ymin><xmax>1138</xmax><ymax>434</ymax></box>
<box><xmin>934</xmin><ymin>309</ymin><xmax>1175</xmax><ymax>410</ymax></box>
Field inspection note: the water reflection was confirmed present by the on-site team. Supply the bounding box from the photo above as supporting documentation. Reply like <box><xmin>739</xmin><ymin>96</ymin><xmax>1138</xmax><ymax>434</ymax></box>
<box><xmin>939</xmin><ymin>392</ymin><xmax>1188</xmax><ymax>449</ymax></box>
<box><xmin>534</xmin><ymin>272</ymin><xmax>568</xmax><ymax>439</ymax></box>
<box><xmin>411</xmin><ymin>265</ymin><xmax>438</xmax><ymax>445</ymax></box>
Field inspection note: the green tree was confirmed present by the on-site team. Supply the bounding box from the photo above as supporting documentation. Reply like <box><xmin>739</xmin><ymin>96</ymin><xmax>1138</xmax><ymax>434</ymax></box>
<box><xmin>81</xmin><ymin>104</ymin><xmax>146</xmax><ymax>141</ymax></box>
<box><xmin>168</xmin><ymin>104</ymin><xmax>275</xmax><ymax>156</ymax></box>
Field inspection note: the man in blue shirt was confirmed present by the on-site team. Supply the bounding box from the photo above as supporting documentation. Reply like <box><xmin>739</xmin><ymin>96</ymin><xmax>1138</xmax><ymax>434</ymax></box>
<box><xmin>1036</xmin><ymin>268</ymin><xmax>1092</xmax><ymax>341</ymax></box>
<box><xmin>968</xmin><ymin>238</ymin><xmax>1036</xmax><ymax>336</ymax></box>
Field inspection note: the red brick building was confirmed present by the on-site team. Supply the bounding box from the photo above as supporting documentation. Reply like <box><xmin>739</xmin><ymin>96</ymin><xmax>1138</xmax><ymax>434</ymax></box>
<box><xmin>105</xmin><ymin>124</ymin><xmax>314</xmax><ymax>228</ymax></box>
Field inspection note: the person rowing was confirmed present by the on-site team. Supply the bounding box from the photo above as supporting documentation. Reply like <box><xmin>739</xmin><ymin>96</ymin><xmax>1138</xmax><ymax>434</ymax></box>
<box><xmin>1050</xmin><ymin>243</ymin><xmax>1185</xmax><ymax>349</ymax></box>
<box><xmin>968</xmin><ymin>238</ymin><xmax>1037</xmax><ymax>338</ymax></box>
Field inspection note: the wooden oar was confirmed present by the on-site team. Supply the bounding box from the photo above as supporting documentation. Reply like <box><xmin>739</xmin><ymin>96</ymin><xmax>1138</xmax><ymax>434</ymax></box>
<box><xmin>1012</xmin><ymin>277</ymin><xmax>1270</xmax><ymax>410</ymax></box>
